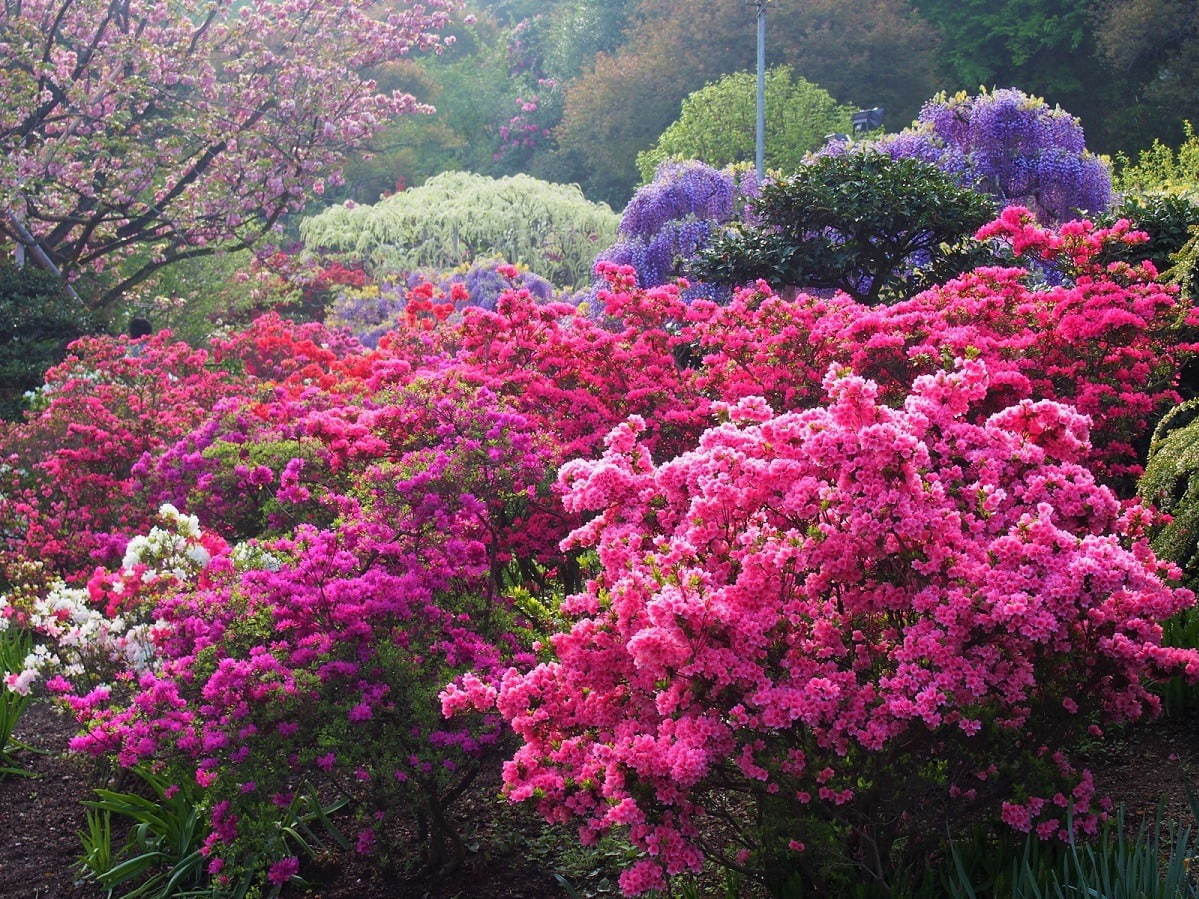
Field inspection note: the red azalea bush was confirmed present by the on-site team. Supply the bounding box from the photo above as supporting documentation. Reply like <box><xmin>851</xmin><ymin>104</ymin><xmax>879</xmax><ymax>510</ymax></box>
<box><xmin>450</xmin><ymin>266</ymin><xmax>709</xmax><ymax>464</ymax></box>
<box><xmin>475</xmin><ymin>362</ymin><xmax>1199</xmax><ymax>895</ymax></box>
<box><xmin>0</xmin><ymin>333</ymin><xmax>252</xmax><ymax>582</ymax></box>
<box><xmin>209</xmin><ymin>311</ymin><xmax>366</xmax><ymax>382</ymax></box>
<box><xmin>6</xmin><ymin>210</ymin><xmax>1185</xmax><ymax>592</ymax></box>
<box><xmin>687</xmin><ymin>208</ymin><xmax>1198</xmax><ymax>485</ymax></box>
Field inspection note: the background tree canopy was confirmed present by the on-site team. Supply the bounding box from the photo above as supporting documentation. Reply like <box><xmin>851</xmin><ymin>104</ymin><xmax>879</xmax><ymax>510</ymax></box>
<box><xmin>287</xmin><ymin>0</ymin><xmax>1199</xmax><ymax>210</ymax></box>
<box><xmin>636</xmin><ymin>68</ymin><xmax>854</xmax><ymax>182</ymax></box>
<box><xmin>555</xmin><ymin>0</ymin><xmax>941</xmax><ymax>204</ymax></box>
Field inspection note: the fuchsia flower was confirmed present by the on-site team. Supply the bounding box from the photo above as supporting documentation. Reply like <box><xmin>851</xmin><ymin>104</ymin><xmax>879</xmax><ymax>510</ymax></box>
<box><xmin>266</xmin><ymin>856</ymin><xmax>299</xmax><ymax>884</ymax></box>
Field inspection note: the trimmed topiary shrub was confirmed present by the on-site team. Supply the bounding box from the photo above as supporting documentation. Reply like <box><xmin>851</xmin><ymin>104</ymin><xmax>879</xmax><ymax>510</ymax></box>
<box><xmin>1141</xmin><ymin>398</ymin><xmax>1199</xmax><ymax>585</ymax></box>
<box><xmin>692</xmin><ymin>152</ymin><xmax>995</xmax><ymax>304</ymax></box>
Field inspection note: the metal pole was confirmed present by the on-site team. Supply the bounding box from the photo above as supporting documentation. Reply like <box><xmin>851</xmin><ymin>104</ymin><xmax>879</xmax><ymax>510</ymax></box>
<box><xmin>755</xmin><ymin>2</ymin><xmax>766</xmax><ymax>179</ymax></box>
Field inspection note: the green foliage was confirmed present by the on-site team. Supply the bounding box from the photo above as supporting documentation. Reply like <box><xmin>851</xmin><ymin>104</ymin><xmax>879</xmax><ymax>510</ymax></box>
<box><xmin>1113</xmin><ymin>121</ymin><xmax>1199</xmax><ymax>200</ymax></box>
<box><xmin>1138</xmin><ymin>396</ymin><xmax>1199</xmax><ymax>716</ymax></box>
<box><xmin>692</xmin><ymin>152</ymin><xmax>996</xmax><ymax>305</ymax></box>
<box><xmin>943</xmin><ymin>805</ymin><xmax>1199</xmax><ymax>899</ymax></box>
<box><xmin>321</xmin><ymin>11</ymin><xmax>538</xmax><ymax>205</ymax></box>
<box><xmin>719</xmin><ymin>802</ymin><xmax>1199</xmax><ymax>898</ymax></box>
<box><xmin>328</xmin><ymin>4</ymin><xmax>630</xmax><ymax>206</ymax></box>
<box><xmin>78</xmin><ymin>765</ymin><xmax>348</xmax><ymax>898</ymax></box>
<box><xmin>79</xmin><ymin>766</ymin><xmax>211</xmax><ymax>898</ymax></box>
<box><xmin>910</xmin><ymin>0</ymin><xmax>1094</xmax><ymax>90</ymax></box>
<box><xmin>555</xmin><ymin>25</ymin><xmax>699</xmax><ymax>206</ymax></box>
<box><xmin>1141</xmin><ymin>397</ymin><xmax>1199</xmax><ymax>586</ymax></box>
<box><xmin>300</xmin><ymin>171</ymin><xmax>618</xmax><ymax>289</ymax></box>
<box><xmin>126</xmin><ymin>250</ymin><xmax>255</xmax><ymax>344</ymax></box>
<box><xmin>635</xmin><ymin>67</ymin><xmax>853</xmax><ymax>182</ymax></box>
<box><xmin>0</xmin><ymin>626</ymin><xmax>34</xmax><ymax>778</ymax></box>
<box><xmin>908</xmin><ymin>0</ymin><xmax>1113</xmax><ymax>147</ymax></box>
<box><xmin>1167</xmin><ymin>226</ymin><xmax>1199</xmax><ymax>305</ymax></box>
<box><xmin>1096</xmin><ymin>194</ymin><xmax>1199</xmax><ymax>274</ymax></box>
<box><xmin>1095</xmin><ymin>1</ymin><xmax>1199</xmax><ymax>155</ymax></box>
<box><xmin>1158</xmin><ymin>606</ymin><xmax>1199</xmax><ymax>715</ymax></box>
<box><xmin>0</xmin><ymin>263</ymin><xmax>93</xmax><ymax>420</ymax></box>
<box><xmin>365</xmin><ymin>20</ymin><xmax>514</xmax><ymax>191</ymax></box>
<box><xmin>537</xmin><ymin>0</ymin><xmax>631</xmax><ymax>80</ymax></box>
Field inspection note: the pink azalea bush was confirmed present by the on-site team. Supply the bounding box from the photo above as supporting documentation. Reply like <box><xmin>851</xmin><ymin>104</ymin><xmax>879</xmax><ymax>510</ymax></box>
<box><xmin>474</xmin><ymin>362</ymin><xmax>1199</xmax><ymax>895</ymax></box>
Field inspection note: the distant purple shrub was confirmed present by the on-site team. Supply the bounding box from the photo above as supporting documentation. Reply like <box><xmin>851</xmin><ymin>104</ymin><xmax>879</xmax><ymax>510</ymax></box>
<box><xmin>327</xmin><ymin>258</ymin><xmax>555</xmax><ymax>346</ymax></box>
<box><xmin>456</xmin><ymin>258</ymin><xmax>553</xmax><ymax>309</ymax></box>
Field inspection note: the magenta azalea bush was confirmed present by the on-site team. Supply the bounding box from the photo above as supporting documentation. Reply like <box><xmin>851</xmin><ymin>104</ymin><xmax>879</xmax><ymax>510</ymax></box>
<box><xmin>474</xmin><ymin>362</ymin><xmax>1199</xmax><ymax>895</ymax></box>
<box><xmin>65</xmin><ymin>376</ymin><xmax>554</xmax><ymax>882</ymax></box>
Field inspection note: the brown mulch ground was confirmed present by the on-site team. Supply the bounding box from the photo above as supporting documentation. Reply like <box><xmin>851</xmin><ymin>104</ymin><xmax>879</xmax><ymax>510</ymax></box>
<box><xmin>1087</xmin><ymin>710</ymin><xmax>1199</xmax><ymax>831</ymax></box>
<box><xmin>0</xmin><ymin>702</ymin><xmax>573</xmax><ymax>899</ymax></box>
<box><xmin>0</xmin><ymin>703</ymin><xmax>104</xmax><ymax>898</ymax></box>
<box><xmin>2</xmin><ymin>703</ymin><xmax>1197</xmax><ymax>899</ymax></box>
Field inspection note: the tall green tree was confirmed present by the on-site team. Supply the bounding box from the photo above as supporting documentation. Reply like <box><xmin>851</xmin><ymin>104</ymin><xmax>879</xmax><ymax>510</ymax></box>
<box><xmin>1094</xmin><ymin>0</ymin><xmax>1199</xmax><ymax>152</ymax></box>
<box><xmin>636</xmin><ymin>68</ymin><xmax>853</xmax><ymax>181</ymax></box>
<box><xmin>908</xmin><ymin>0</ymin><xmax>1119</xmax><ymax>148</ymax></box>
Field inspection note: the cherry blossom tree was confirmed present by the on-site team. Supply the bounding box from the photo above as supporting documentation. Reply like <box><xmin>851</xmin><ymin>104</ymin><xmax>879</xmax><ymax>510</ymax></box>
<box><xmin>0</xmin><ymin>0</ymin><xmax>456</xmax><ymax>309</ymax></box>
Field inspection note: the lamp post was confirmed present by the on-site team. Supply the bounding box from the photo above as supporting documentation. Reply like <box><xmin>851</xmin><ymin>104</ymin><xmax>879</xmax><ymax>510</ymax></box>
<box><xmin>751</xmin><ymin>0</ymin><xmax>769</xmax><ymax>179</ymax></box>
<box><xmin>852</xmin><ymin>107</ymin><xmax>885</xmax><ymax>136</ymax></box>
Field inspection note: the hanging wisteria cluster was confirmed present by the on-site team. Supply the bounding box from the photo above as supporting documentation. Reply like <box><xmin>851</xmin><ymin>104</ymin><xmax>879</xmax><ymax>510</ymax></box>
<box><xmin>824</xmin><ymin>88</ymin><xmax>1111</xmax><ymax>223</ymax></box>
<box><xmin>596</xmin><ymin>161</ymin><xmax>761</xmax><ymax>299</ymax></box>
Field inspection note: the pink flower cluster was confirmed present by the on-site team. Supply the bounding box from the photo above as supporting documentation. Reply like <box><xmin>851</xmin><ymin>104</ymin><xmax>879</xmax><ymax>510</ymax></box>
<box><xmin>487</xmin><ymin>361</ymin><xmax>1199</xmax><ymax>893</ymax></box>
<box><xmin>0</xmin><ymin>0</ymin><xmax>456</xmax><ymax>288</ymax></box>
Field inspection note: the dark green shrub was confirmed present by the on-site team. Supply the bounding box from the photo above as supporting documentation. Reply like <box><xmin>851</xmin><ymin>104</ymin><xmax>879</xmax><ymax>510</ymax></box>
<box><xmin>1097</xmin><ymin>194</ymin><xmax>1199</xmax><ymax>275</ymax></box>
<box><xmin>1139</xmin><ymin>399</ymin><xmax>1199</xmax><ymax>712</ymax></box>
<box><xmin>691</xmin><ymin>152</ymin><xmax>996</xmax><ymax>305</ymax></box>
<box><xmin>0</xmin><ymin>264</ymin><xmax>93</xmax><ymax>420</ymax></box>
